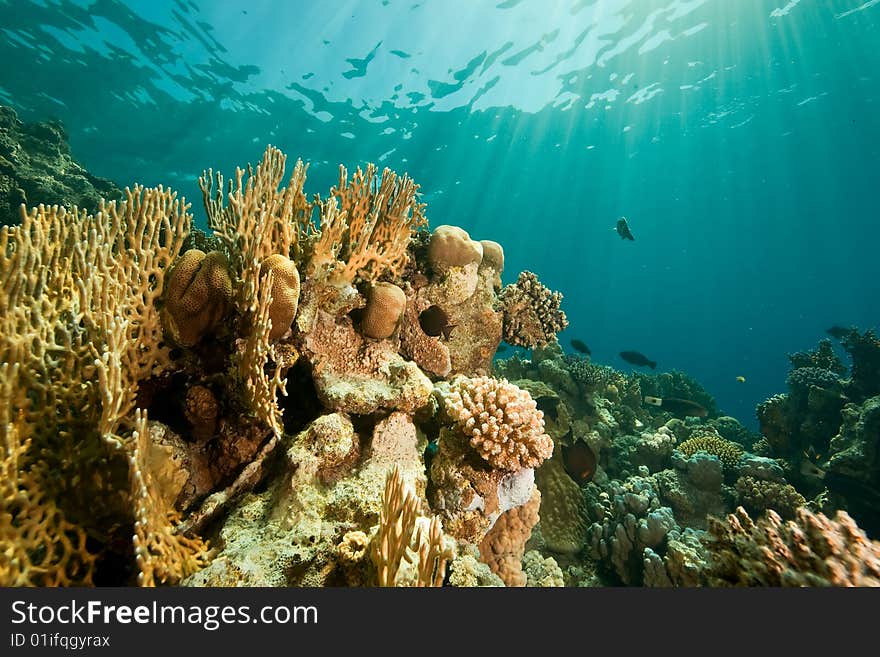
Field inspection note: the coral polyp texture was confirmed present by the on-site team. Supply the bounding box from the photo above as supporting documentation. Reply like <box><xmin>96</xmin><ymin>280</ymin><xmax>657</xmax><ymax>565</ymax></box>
<box><xmin>443</xmin><ymin>375</ymin><xmax>554</xmax><ymax>472</ymax></box>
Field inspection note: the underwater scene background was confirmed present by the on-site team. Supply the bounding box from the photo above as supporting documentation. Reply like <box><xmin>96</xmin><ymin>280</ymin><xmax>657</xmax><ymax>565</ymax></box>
<box><xmin>2</xmin><ymin>0</ymin><xmax>879</xmax><ymax>426</ymax></box>
<box><xmin>1</xmin><ymin>0</ymin><xmax>879</xmax><ymax>587</ymax></box>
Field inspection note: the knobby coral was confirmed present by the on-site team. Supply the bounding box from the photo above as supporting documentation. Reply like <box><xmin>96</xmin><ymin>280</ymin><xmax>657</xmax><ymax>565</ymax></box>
<box><xmin>498</xmin><ymin>271</ymin><xmax>568</xmax><ymax>348</ymax></box>
<box><xmin>444</xmin><ymin>376</ymin><xmax>553</xmax><ymax>471</ymax></box>
<box><xmin>704</xmin><ymin>506</ymin><xmax>880</xmax><ymax>586</ymax></box>
<box><xmin>677</xmin><ymin>433</ymin><xmax>743</xmax><ymax>469</ymax></box>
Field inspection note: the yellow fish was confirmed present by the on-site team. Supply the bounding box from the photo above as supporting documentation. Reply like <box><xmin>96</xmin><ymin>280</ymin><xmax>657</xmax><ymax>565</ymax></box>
<box><xmin>735</xmin><ymin>375</ymin><xmax>746</xmax><ymax>383</ymax></box>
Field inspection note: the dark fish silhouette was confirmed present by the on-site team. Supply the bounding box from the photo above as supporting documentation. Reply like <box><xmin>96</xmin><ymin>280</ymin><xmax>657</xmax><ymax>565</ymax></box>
<box><xmin>570</xmin><ymin>339</ymin><xmax>591</xmax><ymax>355</ymax></box>
<box><xmin>620</xmin><ymin>350</ymin><xmax>656</xmax><ymax>369</ymax></box>
<box><xmin>419</xmin><ymin>305</ymin><xmax>456</xmax><ymax>340</ymax></box>
<box><xmin>826</xmin><ymin>325</ymin><xmax>854</xmax><ymax>340</ymax></box>
<box><xmin>615</xmin><ymin>217</ymin><xmax>635</xmax><ymax>241</ymax></box>
<box><xmin>644</xmin><ymin>395</ymin><xmax>708</xmax><ymax>418</ymax></box>
<box><xmin>562</xmin><ymin>442</ymin><xmax>597</xmax><ymax>484</ymax></box>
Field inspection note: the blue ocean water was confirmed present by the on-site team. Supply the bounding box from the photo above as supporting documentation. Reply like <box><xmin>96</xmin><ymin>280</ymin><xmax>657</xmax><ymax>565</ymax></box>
<box><xmin>1</xmin><ymin>0</ymin><xmax>878</xmax><ymax>429</ymax></box>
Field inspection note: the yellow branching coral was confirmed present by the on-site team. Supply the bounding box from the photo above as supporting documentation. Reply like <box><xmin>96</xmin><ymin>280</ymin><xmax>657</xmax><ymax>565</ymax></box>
<box><xmin>0</xmin><ymin>186</ymin><xmax>212</xmax><ymax>587</ymax></box>
<box><xmin>199</xmin><ymin>145</ymin><xmax>313</xmax><ymax>312</ymax></box>
<box><xmin>129</xmin><ymin>411</ymin><xmax>211</xmax><ymax>586</ymax></box>
<box><xmin>309</xmin><ymin>162</ymin><xmax>427</xmax><ymax>283</ymax></box>
<box><xmin>677</xmin><ymin>434</ymin><xmax>744</xmax><ymax>469</ymax></box>
<box><xmin>0</xmin><ymin>363</ymin><xmax>96</xmax><ymax>586</ymax></box>
<box><xmin>237</xmin><ymin>269</ymin><xmax>287</xmax><ymax>439</ymax></box>
<box><xmin>370</xmin><ymin>466</ymin><xmax>453</xmax><ymax>587</ymax></box>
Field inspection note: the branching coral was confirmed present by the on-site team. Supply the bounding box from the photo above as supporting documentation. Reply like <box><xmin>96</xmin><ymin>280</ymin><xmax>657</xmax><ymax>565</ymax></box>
<box><xmin>498</xmin><ymin>271</ymin><xmax>568</xmax><ymax>348</ymax></box>
<box><xmin>704</xmin><ymin>506</ymin><xmax>880</xmax><ymax>586</ymax></box>
<box><xmin>734</xmin><ymin>475</ymin><xmax>805</xmax><ymax>520</ymax></box>
<box><xmin>308</xmin><ymin>162</ymin><xmax>426</xmax><ymax>284</ymax></box>
<box><xmin>0</xmin><ymin>185</ymin><xmax>215</xmax><ymax>586</ymax></box>
<box><xmin>676</xmin><ymin>432</ymin><xmax>743</xmax><ymax>469</ymax></box>
<box><xmin>0</xmin><ymin>364</ymin><xmax>96</xmax><ymax>586</ymax></box>
<box><xmin>199</xmin><ymin>145</ymin><xmax>313</xmax><ymax>311</ymax></box>
<box><xmin>370</xmin><ymin>466</ymin><xmax>453</xmax><ymax>587</ymax></box>
<box><xmin>443</xmin><ymin>376</ymin><xmax>553</xmax><ymax>471</ymax></box>
<box><xmin>788</xmin><ymin>339</ymin><xmax>846</xmax><ymax>375</ymax></box>
<box><xmin>129</xmin><ymin>411</ymin><xmax>212</xmax><ymax>586</ymax></box>
<box><xmin>841</xmin><ymin>328</ymin><xmax>880</xmax><ymax>400</ymax></box>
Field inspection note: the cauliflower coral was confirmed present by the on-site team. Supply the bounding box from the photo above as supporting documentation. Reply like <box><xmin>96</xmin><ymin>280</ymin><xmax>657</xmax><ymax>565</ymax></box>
<box><xmin>444</xmin><ymin>376</ymin><xmax>553</xmax><ymax>471</ymax></box>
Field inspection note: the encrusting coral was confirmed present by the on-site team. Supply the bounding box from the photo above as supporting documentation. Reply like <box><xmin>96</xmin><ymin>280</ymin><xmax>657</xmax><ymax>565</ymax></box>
<box><xmin>478</xmin><ymin>488</ymin><xmax>541</xmax><ymax>586</ymax></box>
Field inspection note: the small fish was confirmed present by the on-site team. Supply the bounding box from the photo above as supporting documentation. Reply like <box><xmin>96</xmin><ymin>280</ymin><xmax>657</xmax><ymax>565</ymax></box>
<box><xmin>826</xmin><ymin>325</ymin><xmax>854</xmax><ymax>340</ymax></box>
<box><xmin>562</xmin><ymin>442</ymin><xmax>597</xmax><ymax>484</ymax></box>
<box><xmin>620</xmin><ymin>350</ymin><xmax>656</xmax><ymax>369</ymax></box>
<box><xmin>615</xmin><ymin>216</ymin><xmax>635</xmax><ymax>241</ymax></box>
<box><xmin>570</xmin><ymin>339</ymin><xmax>591</xmax><ymax>355</ymax></box>
<box><xmin>419</xmin><ymin>305</ymin><xmax>457</xmax><ymax>340</ymax></box>
<box><xmin>736</xmin><ymin>375</ymin><xmax>746</xmax><ymax>383</ymax></box>
<box><xmin>644</xmin><ymin>395</ymin><xmax>708</xmax><ymax>418</ymax></box>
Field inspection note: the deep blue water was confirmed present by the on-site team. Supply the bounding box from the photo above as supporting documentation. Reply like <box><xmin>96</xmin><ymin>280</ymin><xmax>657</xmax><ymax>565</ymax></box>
<box><xmin>2</xmin><ymin>0</ymin><xmax>878</xmax><ymax>428</ymax></box>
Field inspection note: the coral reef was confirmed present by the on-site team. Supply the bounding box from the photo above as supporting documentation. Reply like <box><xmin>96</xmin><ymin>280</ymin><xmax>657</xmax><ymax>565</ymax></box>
<box><xmin>6</xmin><ymin>122</ymin><xmax>877</xmax><ymax>591</ymax></box>
<box><xmin>0</xmin><ymin>105</ymin><xmax>121</xmax><ymax>226</ymax></box>
<box><xmin>704</xmin><ymin>506</ymin><xmax>880</xmax><ymax>586</ymax></box>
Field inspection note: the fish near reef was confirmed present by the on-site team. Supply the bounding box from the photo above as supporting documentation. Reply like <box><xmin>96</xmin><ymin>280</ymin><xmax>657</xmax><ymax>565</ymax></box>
<box><xmin>644</xmin><ymin>395</ymin><xmax>708</xmax><ymax>418</ymax></box>
<box><xmin>570</xmin><ymin>339</ymin><xmax>591</xmax><ymax>355</ymax></box>
<box><xmin>620</xmin><ymin>350</ymin><xmax>656</xmax><ymax>369</ymax></box>
<box><xmin>562</xmin><ymin>442</ymin><xmax>597</xmax><ymax>484</ymax></box>
<box><xmin>615</xmin><ymin>217</ymin><xmax>635</xmax><ymax>241</ymax></box>
<box><xmin>418</xmin><ymin>305</ymin><xmax>456</xmax><ymax>340</ymax></box>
